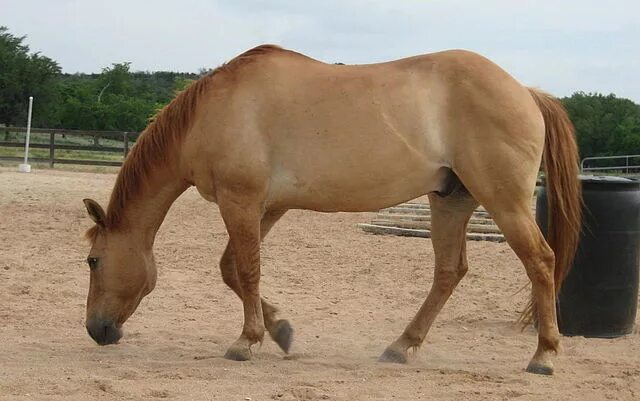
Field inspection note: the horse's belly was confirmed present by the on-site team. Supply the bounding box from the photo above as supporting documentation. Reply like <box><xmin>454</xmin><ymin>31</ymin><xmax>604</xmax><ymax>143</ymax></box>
<box><xmin>267</xmin><ymin>156</ymin><xmax>446</xmax><ymax>212</ymax></box>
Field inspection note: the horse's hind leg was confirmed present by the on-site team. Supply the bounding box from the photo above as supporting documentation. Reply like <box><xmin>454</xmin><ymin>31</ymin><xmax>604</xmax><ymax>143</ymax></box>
<box><xmin>380</xmin><ymin>188</ymin><xmax>478</xmax><ymax>363</ymax></box>
<box><xmin>219</xmin><ymin>209</ymin><xmax>293</xmax><ymax>356</ymax></box>
<box><xmin>457</xmin><ymin>160</ymin><xmax>559</xmax><ymax>374</ymax></box>
<box><xmin>487</xmin><ymin>205</ymin><xmax>559</xmax><ymax>374</ymax></box>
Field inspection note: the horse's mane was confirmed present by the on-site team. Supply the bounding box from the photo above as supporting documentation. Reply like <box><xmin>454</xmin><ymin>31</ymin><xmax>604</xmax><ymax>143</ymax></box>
<box><xmin>94</xmin><ymin>44</ymin><xmax>285</xmax><ymax>232</ymax></box>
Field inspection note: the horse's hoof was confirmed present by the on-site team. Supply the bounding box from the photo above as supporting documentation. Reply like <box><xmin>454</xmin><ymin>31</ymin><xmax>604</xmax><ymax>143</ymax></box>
<box><xmin>224</xmin><ymin>346</ymin><xmax>252</xmax><ymax>361</ymax></box>
<box><xmin>378</xmin><ymin>347</ymin><xmax>407</xmax><ymax>364</ymax></box>
<box><xmin>273</xmin><ymin>319</ymin><xmax>293</xmax><ymax>354</ymax></box>
<box><xmin>526</xmin><ymin>361</ymin><xmax>554</xmax><ymax>375</ymax></box>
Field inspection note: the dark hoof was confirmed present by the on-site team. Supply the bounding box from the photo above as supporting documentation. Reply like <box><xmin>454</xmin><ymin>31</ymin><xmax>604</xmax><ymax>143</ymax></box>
<box><xmin>526</xmin><ymin>361</ymin><xmax>554</xmax><ymax>375</ymax></box>
<box><xmin>378</xmin><ymin>347</ymin><xmax>407</xmax><ymax>364</ymax></box>
<box><xmin>224</xmin><ymin>347</ymin><xmax>251</xmax><ymax>361</ymax></box>
<box><xmin>273</xmin><ymin>319</ymin><xmax>294</xmax><ymax>354</ymax></box>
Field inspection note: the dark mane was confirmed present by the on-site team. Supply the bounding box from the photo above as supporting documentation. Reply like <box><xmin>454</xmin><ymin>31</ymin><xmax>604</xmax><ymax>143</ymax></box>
<box><xmin>98</xmin><ymin>44</ymin><xmax>285</xmax><ymax>231</ymax></box>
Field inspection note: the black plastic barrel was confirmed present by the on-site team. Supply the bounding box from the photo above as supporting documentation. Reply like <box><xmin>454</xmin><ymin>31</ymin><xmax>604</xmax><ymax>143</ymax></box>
<box><xmin>536</xmin><ymin>175</ymin><xmax>640</xmax><ymax>338</ymax></box>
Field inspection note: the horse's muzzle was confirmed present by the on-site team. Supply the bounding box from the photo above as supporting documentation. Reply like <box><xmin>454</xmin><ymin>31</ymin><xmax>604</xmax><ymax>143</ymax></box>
<box><xmin>86</xmin><ymin>318</ymin><xmax>122</xmax><ymax>345</ymax></box>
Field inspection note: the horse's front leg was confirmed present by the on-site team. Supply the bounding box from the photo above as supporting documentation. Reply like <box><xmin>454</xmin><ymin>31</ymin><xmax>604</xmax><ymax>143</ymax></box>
<box><xmin>218</xmin><ymin>198</ymin><xmax>265</xmax><ymax>361</ymax></box>
<box><xmin>219</xmin><ymin>209</ymin><xmax>293</xmax><ymax>354</ymax></box>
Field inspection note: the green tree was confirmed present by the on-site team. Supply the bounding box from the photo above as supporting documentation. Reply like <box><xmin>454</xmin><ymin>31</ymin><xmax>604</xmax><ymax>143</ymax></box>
<box><xmin>562</xmin><ymin>93</ymin><xmax>640</xmax><ymax>158</ymax></box>
<box><xmin>0</xmin><ymin>26</ymin><xmax>61</xmax><ymax>127</ymax></box>
<box><xmin>97</xmin><ymin>62</ymin><xmax>133</xmax><ymax>101</ymax></box>
<box><xmin>172</xmin><ymin>75</ymin><xmax>194</xmax><ymax>93</ymax></box>
<box><xmin>57</xmin><ymin>63</ymin><xmax>159</xmax><ymax>133</ymax></box>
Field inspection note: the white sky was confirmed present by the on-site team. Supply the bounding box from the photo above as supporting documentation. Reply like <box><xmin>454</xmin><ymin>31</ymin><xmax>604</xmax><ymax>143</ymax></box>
<box><xmin>3</xmin><ymin>0</ymin><xmax>639</xmax><ymax>101</ymax></box>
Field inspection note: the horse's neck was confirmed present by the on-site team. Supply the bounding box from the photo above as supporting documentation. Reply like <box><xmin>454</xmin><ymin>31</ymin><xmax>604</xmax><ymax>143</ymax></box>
<box><xmin>118</xmin><ymin>164</ymin><xmax>189</xmax><ymax>248</ymax></box>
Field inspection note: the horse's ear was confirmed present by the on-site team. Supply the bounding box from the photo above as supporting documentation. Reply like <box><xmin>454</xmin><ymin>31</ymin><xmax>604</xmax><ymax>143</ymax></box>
<box><xmin>83</xmin><ymin>198</ymin><xmax>106</xmax><ymax>228</ymax></box>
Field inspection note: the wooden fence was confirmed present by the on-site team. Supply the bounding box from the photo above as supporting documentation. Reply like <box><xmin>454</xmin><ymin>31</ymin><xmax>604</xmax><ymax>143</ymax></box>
<box><xmin>0</xmin><ymin>127</ymin><xmax>139</xmax><ymax>167</ymax></box>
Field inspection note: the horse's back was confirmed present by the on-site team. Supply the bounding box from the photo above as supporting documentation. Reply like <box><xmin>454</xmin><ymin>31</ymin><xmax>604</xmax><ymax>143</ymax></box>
<box><xmin>255</xmin><ymin>52</ymin><xmax>452</xmax><ymax>210</ymax></box>
<box><xmin>187</xmin><ymin>47</ymin><xmax>542</xmax><ymax>212</ymax></box>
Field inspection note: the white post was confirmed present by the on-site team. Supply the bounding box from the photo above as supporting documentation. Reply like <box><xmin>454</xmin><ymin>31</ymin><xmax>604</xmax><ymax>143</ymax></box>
<box><xmin>18</xmin><ymin>96</ymin><xmax>33</xmax><ymax>173</ymax></box>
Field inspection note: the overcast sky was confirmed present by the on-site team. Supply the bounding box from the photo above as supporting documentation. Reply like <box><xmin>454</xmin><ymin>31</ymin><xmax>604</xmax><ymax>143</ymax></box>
<box><xmin>3</xmin><ymin>0</ymin><xmax>639</xmax><ymax>101</ymax></box>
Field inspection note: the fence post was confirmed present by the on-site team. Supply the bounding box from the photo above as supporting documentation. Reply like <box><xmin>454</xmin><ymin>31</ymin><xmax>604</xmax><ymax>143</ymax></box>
<box><xmin>123</xmin><ymin>132</ymin><xmax>129</xmax><ymax>159</ymax></box>
<box><xmin>626</xmin><ymin>156</ymin><xmax>629</xmax><ymax>174</ymax></box>
<box><xmin>49</xmin><ymin>132</ymin><xmax>55</xmax><ymax>168</ymax></box>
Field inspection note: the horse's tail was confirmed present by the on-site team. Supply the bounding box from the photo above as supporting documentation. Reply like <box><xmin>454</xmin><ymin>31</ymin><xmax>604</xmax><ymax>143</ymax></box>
<box><xmin>521</xmin><ymin>88</ymin><xmax>582</xmax><ymax>324</ymax></box>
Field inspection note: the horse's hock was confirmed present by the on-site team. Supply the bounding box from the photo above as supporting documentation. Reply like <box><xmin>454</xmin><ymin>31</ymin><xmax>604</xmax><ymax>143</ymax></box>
<box><xmin>358</xmin><ymin>202</ymin><xmax>508</xmax><ymax>242</ymax></box>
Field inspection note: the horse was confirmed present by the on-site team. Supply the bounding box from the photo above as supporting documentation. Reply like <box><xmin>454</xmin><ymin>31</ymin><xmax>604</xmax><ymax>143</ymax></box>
<box><xmin>82</xmin><ymin>45</ymin><xmax>581</xmax><ymax>375</ymax></box>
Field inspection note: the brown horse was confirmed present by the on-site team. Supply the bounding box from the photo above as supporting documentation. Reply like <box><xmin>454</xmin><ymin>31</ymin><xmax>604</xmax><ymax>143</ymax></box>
<box><xmin>82</xmin><ymin>45</ymin><xmax>581</xmax><ymax>375</ymax></box>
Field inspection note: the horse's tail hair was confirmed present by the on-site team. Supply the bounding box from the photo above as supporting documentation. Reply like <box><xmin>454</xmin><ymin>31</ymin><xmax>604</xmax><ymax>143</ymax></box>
<box><xmin>520</xmin><ymin>88</ymin><xmax>582</xmax><ymax>325</ymax></box>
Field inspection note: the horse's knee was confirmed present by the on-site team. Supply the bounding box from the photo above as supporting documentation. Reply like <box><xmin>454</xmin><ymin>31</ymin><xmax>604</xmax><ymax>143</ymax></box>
<box><xmin>219</xmin><ymin>245</ymin><xmax>237</xmax><ymax>288</ymax></box>
<box><xmin>523</xmin><ymin>248</ymin><xmax>555</xmax><ymax>287</ymax></box>
<box><xmin>435</xmin><ymin>265</ymin><xmax>466</xmax><ymax>288</ymax></box>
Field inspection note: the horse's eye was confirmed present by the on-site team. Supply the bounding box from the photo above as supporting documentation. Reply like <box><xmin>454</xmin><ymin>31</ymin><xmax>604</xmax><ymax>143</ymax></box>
<box><xmin>87</xmin><ymin>257</ymin><xmax>99</xmax><ymax>270</ymax></box>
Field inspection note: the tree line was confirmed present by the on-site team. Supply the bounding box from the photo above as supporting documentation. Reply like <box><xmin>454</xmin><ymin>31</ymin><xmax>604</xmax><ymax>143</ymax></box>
<box><xmin>1</xmin><ymin>26</ymin><xmax>639</xmax><ymax>158</ymax></box>
<box><xmin>0</xmin><ymin>26</ymin><xmax>198</xmax><ymax>133</ymax></box>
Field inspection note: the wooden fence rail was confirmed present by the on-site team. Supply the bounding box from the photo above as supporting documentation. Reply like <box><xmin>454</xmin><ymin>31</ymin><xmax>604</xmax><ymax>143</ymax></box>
<box><xmin>0</xmin><ymin>127</ymin><xmax>139</xmax><ymax>167</ymax></box>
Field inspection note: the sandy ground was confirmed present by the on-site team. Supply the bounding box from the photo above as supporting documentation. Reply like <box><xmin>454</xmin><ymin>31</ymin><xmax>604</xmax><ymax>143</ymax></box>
<box><xmin>0</xmin><ymin>167</ymin><xmax>638</xmax><ymax>401</ymax></box>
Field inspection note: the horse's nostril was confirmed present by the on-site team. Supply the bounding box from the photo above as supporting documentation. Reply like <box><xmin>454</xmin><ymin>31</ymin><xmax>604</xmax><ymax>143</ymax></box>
<box><xmin>86</xmin><ymin>318</ymin><xmax>122</xmax><ymax>345</ymax></box>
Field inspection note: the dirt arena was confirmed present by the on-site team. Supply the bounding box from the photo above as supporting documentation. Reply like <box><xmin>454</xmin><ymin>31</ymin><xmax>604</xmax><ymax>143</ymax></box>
<box><xmin>1</xmin><ymin>167</ymin><xmax>638</xmax><ymax>400</ymax></box>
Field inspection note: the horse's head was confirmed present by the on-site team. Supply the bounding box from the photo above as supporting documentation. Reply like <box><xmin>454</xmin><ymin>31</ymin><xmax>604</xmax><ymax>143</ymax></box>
<box><xmin>82</xmin><ymin>199</ymin><xmax>157</xmax><ymax>345</ymax></box>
